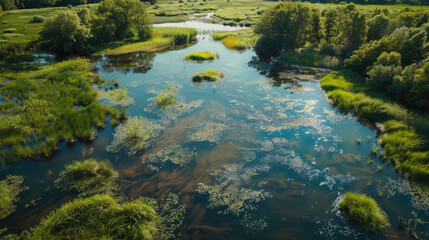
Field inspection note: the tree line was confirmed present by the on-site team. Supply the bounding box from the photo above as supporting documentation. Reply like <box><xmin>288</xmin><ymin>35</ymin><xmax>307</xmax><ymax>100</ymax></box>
<box><xmin>0</xmin><ymin>0</ymin><xmax>156</xmax><ymax>10</ymax></box>
<box><xmin>39</xmin><ymin>0</ymin><xmax>152</xmax><ymax>55</ymax></box>
<box><xmin>255</xmin><ymin>2</ymin><xmax>429</xmax><ymax>111</ymax></box>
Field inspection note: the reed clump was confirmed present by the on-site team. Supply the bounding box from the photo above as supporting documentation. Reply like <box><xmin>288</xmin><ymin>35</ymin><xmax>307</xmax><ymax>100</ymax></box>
<box><xmin>192</xmin><ymin>70</ymin><xmax>224</xmax><ymax>82</ymax></box>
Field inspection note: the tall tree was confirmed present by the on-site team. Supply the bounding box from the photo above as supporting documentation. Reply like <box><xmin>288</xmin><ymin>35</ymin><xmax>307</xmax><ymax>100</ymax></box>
<box><xmin>308</xmin><ymin>8</ymin><xmax>323</xmax><ymax>46</ymax></box>
<box><xmin>324</xmin><ymin>8</ymin><xmax>338</xmax><ymax>44</ymax></box>
<box><xmin>335</xmin><ymin>3</ymin><xmax>367</xmax><ymax>51</ymax></box>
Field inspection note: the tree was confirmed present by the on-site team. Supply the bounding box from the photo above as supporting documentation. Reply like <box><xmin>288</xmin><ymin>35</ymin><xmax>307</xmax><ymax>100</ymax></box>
<box><xmin>335</xmin><ymin>3</ymin><xmax>367</xmax><ymax>51</ymax></box>
<box><xmin>254</xmin><ymin>1</ymin><xmax>311</xmax><ymax>51</ymax></box>
<box><xmin>366</xmin><ymin>14</ymin><xmax>389</xmax><ymax>42</ymax></box>
<box><xmin>308</xmin><ymin>8</ymin><xmax>323</xmax><ymax>46</ymax></box>
<box><xmin>366</xmin><ymin>52</ymin><xmax>402</xmax><ymax>91</ymax></box>
<box><xmin>408</xmin><ymin>62</ymin><xmax>429</xmax><ymax>110</ymax></box>
<box><xmin>91</xmin><ymin>0</ymin><xmax>152</xmax><ymax>43</ymax></box>
<box><xmin>324</xmin><ymin>8</ymin><xmax>338</xmax><ymax>44</ymax></box>
<box><xmin>41</xmin><ymin>11</ymin><xmax>91</xmax><ymax>55</ymax></box>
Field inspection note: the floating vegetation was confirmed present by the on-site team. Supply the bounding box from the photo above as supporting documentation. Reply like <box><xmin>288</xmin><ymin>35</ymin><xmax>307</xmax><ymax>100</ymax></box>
<box><xmin>55</xmin><ymin>159</ymin><xmax>119</xmax><ymax>197</ymax></box>
<box><xmin>143</xmin><ymin>144</ymin><xmax>194</xmax><ymax>171</ymax></box>
<box><xmin>355</xmin><ymin>136</ymin><xmax>363</xmax><ymax>144</ymax></box>
<box><xmin>197</xmin><ymin>162</ymin><xmax>272</xmax><ymax>217</ymax></box>
<box><xmin>262</xmin><ymin>154</ymin><xmax>356</xmax><ymax>190</ymax></box>
<box><xmin>187</xmin><ymin>121</ymin><xmax>229</xmax><ymax>143</ymax></box>
<box><xmin>144</xmin><ymin>99</ymin><xmax>204</xmax><ymax>123</ymax></box>
<box><xmin>376</xmin><ymin>182</ymin><xmax>396</xmax><ymax>198</ymax></box>
<box><xmin>155</xmin><ymin>84</ymin><xmax>178</xmax><ymax>109</ymax></box>
<box><xmin>26</xmin><ymin>195</ymin><xmax>157</xmax><ymax>239</ymax></box>
<box><xmin>0</xmin><ymin>175</ymin><xmax>28</xmax><ymax>219</ymax></box>
<box><xmin>96</xmin><ymin>88</ymin><xmax>134</xmax><ymax>108</ymax></box>
<box><xmin>106</xmin><ymin>116</ymin><xmax>164</xmax><ymax>156</ymax></box>
<box><xmin>339</xmin><ymin>192</ymin><xmax>390</xmax><ymax>232</ymax></box>
<box><xmin>144</xmin><ymin>193</ymin><xmax>187</xmax><ymax>240</ymax></box>
<box><xmin>184</xmin><ymin>51</ymin><xmax>217</xmax><ymax>62</ymax></box>
<box><xmin>192</xmin><ymin>70</ymin><xmax>225</xmax><ymax>82</ymax></box>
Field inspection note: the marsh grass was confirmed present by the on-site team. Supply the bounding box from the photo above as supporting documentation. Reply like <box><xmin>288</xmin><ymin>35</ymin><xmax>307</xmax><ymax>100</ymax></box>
<box><xmin>26</xmin><ymin>194</ymin><xmax>157</xmax><ymax>240</ymax></box>
<box><xmin>106</xmin><ymin>116</ymin><xmax>164</xmax><ymax>156</ymax></box>
<box><xmin>212</xmin><ymin>29</ymin><xmax>256</xmax><ymax>51</ymax></box>
<box><xmin>339</xmin><ymin>192</ymin><xmax>389</xmax><ymax>232</ymax></box>
<box><xmin>321</xmin><ymin>70</ymin><xmax>429</xmax><ymax>178</ymax></box>
<box><xmin>0</xmin><ymin>59</ymin><xmax>118</xmax><ymax>164</ymax></box>
<box><xmin>184</xmin><ymin>51</ymin><xmax>217</xmax><ymax>62</ymax></box>
<box><xmin>55</xmin><ymin>159</ymin><xmax>119</xmax><ymax>196</ymax></box>
<box><xmin>96</xmin><ymin>27</ymin><xmax>197</xmax><ymax>55</ymax></box>
<box><xmin>0</xmin><ymin>175</ymin><xmax>28</xmax><ymax>219</ymax></box>
<box><xmin>192</xmin><ymin>70</ymin><xmax>224</xmax><ymax>82</ymax></box>
<box><xmin>155</xmin><ymin>84</ymin><xmax>178</xmax><ymax>109</ymax></box>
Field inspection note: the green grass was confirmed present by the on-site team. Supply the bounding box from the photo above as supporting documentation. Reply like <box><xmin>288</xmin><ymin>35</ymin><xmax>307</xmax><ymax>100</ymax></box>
<box><xmin>0</xmin><ymin>58</ymin><xmax>118</xmax><ymax>164</ymax></box>
<box><xmin>55</xmin><ymin>158</ymin><xmax>119</xmax><ymax>197</ymax></box>
<box><xmin>95</xmin><ymin>27</ymin><xmax>197</xmax><ymax>55</ymax></box>
<box><xmin>212</xmin><ymin>29</ymin><xmax>256</xmax><ymax>51</ymax></box>
<box><xmin>184</xmin><ymin>51</ymin><xmax>216</xmax><ymax>61</ymax></box>
<box><xmin>279</xmin><ymin>48</ymin><xmax>342</xmax><ymax>69</ymax></box>
<box><xmin>339</xmin><ymin>192</ymin><xmax>389</xmax><ymax>232</ymax></box>
<box><xmin>321</xmin><ymin>70</ymin><xmax>429</xmax><ymax>178</ymax></box>
<box><xmin>192</xmin><ymin>70</ymin><xmax>224</xmax><ymax>82</ymax></box>
<box><xmin>26</xmin><ymin>194</ymin><xmax>157</xmax><ymax>240</ymax></box>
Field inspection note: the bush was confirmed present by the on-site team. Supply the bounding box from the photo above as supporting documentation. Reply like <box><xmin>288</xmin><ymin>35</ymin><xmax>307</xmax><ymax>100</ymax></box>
<box><xmin>192</xmin><ymin>70</ymin><xmax>224</xmax><ymax>82</ymax></box>
<box><xmin>254</xmin><ymin>36</ymin><xmax>282</xmax><ymax>60</ymax></box>
<box><xmin>367</xmin><ymin>65</ymin><xmax>402</xmax><ymax>91</ymax></box>
<box><xmin>339</xmin><ymin>192</ymin><xmax>389</xmax><ymax>232</ymax></box>
<box><xmin>31</xmin><ymin>16</ymin><xmax>44</xmax><ymax>23</ymax></box>
<box><xmin>26</xmin><ymin>195</ymin><xmax>157</xmax><ymax>240</ymax></box>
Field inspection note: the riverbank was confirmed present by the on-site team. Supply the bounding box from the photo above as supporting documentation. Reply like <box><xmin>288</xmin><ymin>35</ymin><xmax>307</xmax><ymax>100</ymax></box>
<box><xmin>321</xmin><ymin>70</ymin><xmax>429</xmax><ymax>179</ymax></box>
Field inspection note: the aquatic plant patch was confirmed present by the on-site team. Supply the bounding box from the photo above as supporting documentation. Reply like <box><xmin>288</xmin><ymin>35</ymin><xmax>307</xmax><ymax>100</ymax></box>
<box><xmin>184</xmin><ymin>51</ymin><xmax>217</xmax><ymax>62</ymax></box>
<box><xmin>55</xmin><ymin>159</ymin><xmax>119</xmax><ymax>196</ymax></box>
<box><xmin>339</xmin><ymin>192</ymin><xmax>390</xmax><ymax>232</ymax></box>
<box><xmin>0</xmin><ymin>175</ymin><xmax>28</xmax><ymax>219</ymax></box>
<box><xmin>143</xmin><ymin>144</ymin><xmax>194</xmax><ymax>171</ymax></box>
<box><xmin>192</xmin><ymin>70</ymin><xmax>224</xmax><ymax>82</ymax></box>
<box><xmin>155</xmin><ymin>84</ymin><xmax>179</xmax><ymax>109</ymax></box>
<box><xmin>96</xmin><ymin>88</ymin><xmax>134</xmax><ymax>108</ymax></box>
<box><xmin>187</xmin><ymin>121</ymin><xmax>229</xmax><ymax>143</ymax></box>
<box><xmin>26</xmin><ymin>194</ymin><xmax>157</xmax><ymax>239</ymax></box>
<box><xmin>0</xmin><ymin>59</ymin><xmax>118</xmax><ymax>164</ymax></box>
<box><xmin>106</xmin><ymin>116</ymin><xmax>164</xmax><ymax>156</ymax></box>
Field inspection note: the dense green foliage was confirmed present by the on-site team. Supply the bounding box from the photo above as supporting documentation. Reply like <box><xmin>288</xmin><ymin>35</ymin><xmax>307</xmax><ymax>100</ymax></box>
<box><xmin>41</xmin><ymin>10</ymin><xmax>91</xmax><ymax>55</ymax></box>
<box><xmin>91</xmin><ymin>0</ymin><xmax>152</xmax><ymax>43</ymax></box>
<box><xmin>192</xmin><ymin>70</ymin><xmax>224</xmax><ymax>82</ymax></box>
<box><xmin>0</xmin><ymin>59</ymin><xmax>118</xmax><ymax>164</ymax></box>
<box><xmin>26</xmin><ymin>194</ymin><xmax>157</xmax><ymax>240</ymax></box>
<box><xmin>55</xmin><ymin>158</ymin><xmax>119</xmax><ymax>196</ymax></box>
<box><xmin>339</xmin><ymin>192</ymin><xmax>389</xmax><ymax>232</ymax></box>
<box><xmin>0</xmin><ymin>175</ymin><xmax>28</xmax><ymax>219</ymax></box>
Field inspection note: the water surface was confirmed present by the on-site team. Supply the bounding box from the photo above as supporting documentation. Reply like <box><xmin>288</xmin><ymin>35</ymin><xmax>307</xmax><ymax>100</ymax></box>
<box><xmin>1</xmin><ymin>23</ymin><xmax>428</xmax><ymax>239</ymax></box>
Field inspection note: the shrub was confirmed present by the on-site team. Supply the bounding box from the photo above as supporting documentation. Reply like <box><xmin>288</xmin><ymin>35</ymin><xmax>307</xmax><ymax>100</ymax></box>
<box><xmin>339</xmin><ymin>192</ymin><xmax>389</xmax><ymax>232</ymax></box>
<box><xmin>31</xmin><ymin>16</ymin><xmax>44</xmax><ymax>23</ymax></box>
<box><xmin>367</xmin><ymin>65</ymin><xmax>402</xmax><ymax>91</ymax></box>
<box><xmin>192</xmin><ymin>70</ymin><xmax>224</xmax><ymax>82</ymax></box>
<box><xmin>254</xmin><ymin>36</ymin><xmax>282</xmax><ymax>60</ymax></box>
<box><xmin>55</xmin><ymin>159</ymin><xmax>119</xmax><ymax>196</ymax></box>
<box><xmin>26</xmin><ymin>195</ymin><xmax>157</xmax><ymax>239</ymax></box>
<box><xmin>184</xmin><ymin>51</ymin><xmax>216</xmax><ymax>61</ymax></box>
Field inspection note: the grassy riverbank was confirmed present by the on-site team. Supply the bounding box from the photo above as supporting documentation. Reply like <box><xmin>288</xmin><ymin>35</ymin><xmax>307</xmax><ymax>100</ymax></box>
<box><xmin>321</xmin><ymin>70</ymin><xmax>429</xmax><ymax>179</ymax></box>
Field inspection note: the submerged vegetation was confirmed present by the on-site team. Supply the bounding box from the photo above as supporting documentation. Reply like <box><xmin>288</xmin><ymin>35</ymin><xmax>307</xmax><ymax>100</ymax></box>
<box><xmin>143</xmin><ymin>144</ymin><xmax>193</xmax><ymax>171</ymax></box>
<box><xmin>0</xmin><ymin>175</ymin><xmax>28</xmax><ymax>219</ymax></box>
<box><xmin>106</xmin><ymin>116</ymin><xmax>164</xmax><ymax>156</ymax></box>
<box><xmin>26</xmin><ymin>194</ymin><xmax>157</xmax><ymax>240</ymax></box>
<box><xmin>192</xmin><ymin>70</ymin><xmax>224</xmax><ymax>82</ymax></box>
<box><xmin>184</xmin><ymin>51</ymin><xmax>217</xmax><ymax>62</ymax></box>
<box><xmin>96</xmin><ymin>88</ymin><xmax>134</xmax><ymax>108</ymax></box>
<box><xmin>339</xmin><ymin>192</ymin><xmax>390</xmax><ymax>232</ymax></box>
<box><xmin>0</xmin><ymin>59</ymin><xmax>118</xmax><ymax>164</ymax></box>
<box><xmin>55</xmin><ymin>159</ymin><xmax>119</xmax><ymax>196</ymax></box>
